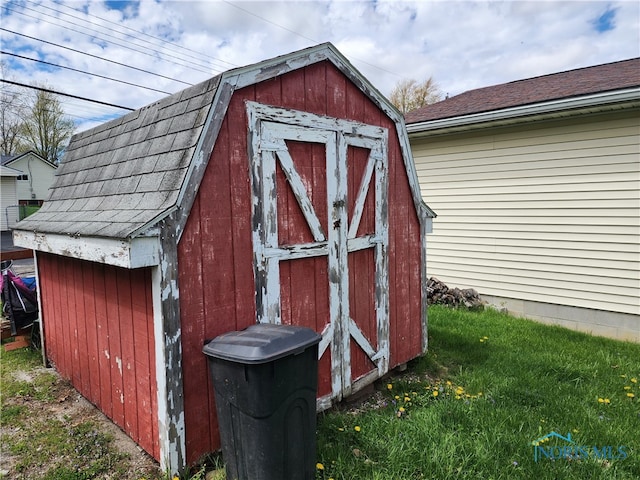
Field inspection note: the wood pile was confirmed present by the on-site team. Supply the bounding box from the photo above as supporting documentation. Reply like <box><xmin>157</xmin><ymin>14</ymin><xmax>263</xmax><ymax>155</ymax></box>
<box><xmin>427</xmin><ymin>277</ymin><xmax>484</xmax><ymax>310</ymax></box>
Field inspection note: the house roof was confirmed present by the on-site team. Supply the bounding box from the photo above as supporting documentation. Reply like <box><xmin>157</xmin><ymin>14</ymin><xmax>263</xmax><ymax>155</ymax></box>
<box><xmin>2</xmin><ymin>151</ymin><xmax>57</xmax><ymax>169</ymax></box>
<box><xmin>1</xmin><ymin>164</ymin><xmax>22</xmax><ymax>177</ymax></box>
<box><xmin>14</xmin><ymin>43</ymin><xmax>429</xmax><ymax>268</ymax></box>
<box><xmin>405</xmin><ymin>57</ymin><xmax>640</xmax><ymax>125</ymax></box>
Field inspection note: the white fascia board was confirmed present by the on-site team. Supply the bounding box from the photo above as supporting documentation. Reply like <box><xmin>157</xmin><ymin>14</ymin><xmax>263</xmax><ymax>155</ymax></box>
<box><xmin>407</xmin><ymin>88</ymin><xmax>640</xmax><ymax>135</ymax></box>
<box><xmin>12</xmin><ymin>230</ymin><xmax>160</xmax><ymax>268</ymax></box>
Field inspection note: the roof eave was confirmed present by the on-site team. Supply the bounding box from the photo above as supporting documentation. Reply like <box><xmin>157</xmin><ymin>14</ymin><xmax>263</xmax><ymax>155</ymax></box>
<box><xmin>407</xmin><ymin>88</ymin><xmax>640</xmax><ymax>137</ymax></box>
<box><xmin>12</xmin><ymin>229</ymin><xmax>160</xmax><ymax>268</ymax></box>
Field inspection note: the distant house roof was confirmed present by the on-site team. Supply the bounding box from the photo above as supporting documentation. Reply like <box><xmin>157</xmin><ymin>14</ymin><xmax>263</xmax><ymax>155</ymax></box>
<box><xmin>406</xmin><ymin>57</ymin><xmax>640</xmax><ymax>127</ymax></box>
<box><xmin>1</xmin><ymin>164</ymin><xmax>22</xmax><ymax>177</ymax></box>
<box><xmin>2</xmin><ymin>151</ymin><xmax>57</xmax><ymax>169</ymax></box>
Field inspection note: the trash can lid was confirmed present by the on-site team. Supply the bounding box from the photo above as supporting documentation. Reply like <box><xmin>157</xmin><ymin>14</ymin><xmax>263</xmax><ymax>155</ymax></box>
<box><xmin>203</xmin><ymin>323</ymin><xmax>322</xmax><ymax>364</ymax></box>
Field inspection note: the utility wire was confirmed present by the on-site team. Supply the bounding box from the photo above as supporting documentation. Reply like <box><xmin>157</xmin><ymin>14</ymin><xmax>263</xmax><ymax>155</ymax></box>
<box><xmin>222</xmin><ymin>0</ymin><xmax>402</xmax><ymax>78</ymax></box>
<box><xmin>0</xmin><ymin>79</ymin><xmax>135</xmax><ymax>111</ymax></box>
<box><xmin>1</xmin><ymin>51</ymin><xmax>174</xmax><ymax>95</ymax></box>
<box><xmin>33</xmin><ymin>0</ymin><xmax>238</xmax><ymax>71</ymax></box>
<box><xmin>3</xmin><ymin>6</ymin><xmax>217</xmax><ymax>76</ymax></box>
<box><xmin>0</xmin><ymin>28</ymin><xmax>193</xmax><ymax>87</ymax></box>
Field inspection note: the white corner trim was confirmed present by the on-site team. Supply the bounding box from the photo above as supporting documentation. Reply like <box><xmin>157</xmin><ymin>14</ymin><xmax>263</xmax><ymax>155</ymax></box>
<box><xmin>151</xmin><ymin>265</ymin><xmax>171</xmax><ymax>474</ymax></box>
<box><xmin>12</xmin><ymin>230</ymin><xmax>160</xmax><ymax>268</ymax></box>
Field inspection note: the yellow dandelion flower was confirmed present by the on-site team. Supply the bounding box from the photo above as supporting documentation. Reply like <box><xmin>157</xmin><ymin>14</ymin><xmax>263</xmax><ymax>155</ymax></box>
<box><xmin>446</xmin><ymin>380</ymin><xmax>452</xmax><ymax>386</ymax></box>
<box><xmin>316</xmin><ymin>462</ymin><xmax>325</xmax><ymax>470</ymax></box>
<box><xmin>395</xmin><ymin>395</ymin><xmax>400</xmax><ymax>400</ymax></box>
<box><xmin>627</xmin><ymin>393</ymin><xmax>635</xmax><ymax>398</ymax></box>
<box><xmin>399</xmin><ymin>407</ymin><xmax>405</xmax><ymax>412</ymax></box>
<box><xmin>479</xmin><ymin>339</ymin><xmax>485</xmax><ymax>343</ymax></box>
<box><xmin>624</xmin><ymin>386</ymin><xmax>632</xmax><ymax>390</ymax></box>
<box><xmin>572</xmin><ymin>429</ymin><xmax>579</xmax><ymax>433</ymax></box>
<box><xmin>404</xmin><ymin>396</ymin><xmax>411</xmax><ymax>402</ymax></box>
<box><xmin>483</xmin><ymin>336</ymin><xmax>489</xmax><ymax>340</ymax></box>
<box><xmin>387</xmin><ymin>383</ymin><xmax>393</xmax><ymax>390</ymax></box>
<box><xmin>620</xmin><ymin>374</ymin><xmax>627</xmax><ymax>378</ymax></box>
<box><xmin>631</xmin><ymin>378</ymin><xmax>638</xmax><ymax>384</ymax></box>
<box><xmin>604</xmin><ymin>398</ymin><xmax>611</xmax><ymax>404</ymax></box>
<box><xmin>354</xmin><ymin>425</ymin><xmax>361</xmax><ymax>432</ymax></box>
<box><xmin>433</xmin><ymin>390</ymin><xmax>439</xmax><ymax>397</ymax></box>
<box><xmin>598</xmin><ymin>398</ymin><xmax>605</xmax><ymax>403</ymax></box>
<box><xmin>455</xmin><ymin>395</ymin><xmax>461</xmax><ymax>400</ymax></box>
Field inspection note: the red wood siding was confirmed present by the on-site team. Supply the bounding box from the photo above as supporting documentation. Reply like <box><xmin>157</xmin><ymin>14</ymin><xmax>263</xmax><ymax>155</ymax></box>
<box><xmin>37</xmin><ymin>252</ymin><xmax>159</xmax><ymax>460</ymax></box>
<box><xmin>178</xmin><ymin>61</ymin><xmax>423</xmax><ymax>463</ymax></box>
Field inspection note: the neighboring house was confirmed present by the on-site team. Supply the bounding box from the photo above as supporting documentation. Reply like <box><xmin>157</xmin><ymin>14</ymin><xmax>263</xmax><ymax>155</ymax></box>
<box><xmin>1</xmin><ymin>151</ymin><xmax>58</xmax><ymax>206</ymax></box>
<box><xmin>406</xmin><ymin>58</ymin><xmax>640</xmax><ymax>342</ymax></box>
<box><xmin>0</xmin><ymin>164</ymin><xmax>21</xmax><ymax>231</ymax></box>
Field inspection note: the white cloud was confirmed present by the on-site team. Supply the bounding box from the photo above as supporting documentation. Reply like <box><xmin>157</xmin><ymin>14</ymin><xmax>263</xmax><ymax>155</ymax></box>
<box><xmin>1</xmin><ymin>0</ymin><xmax>637</xmax><ymax>134</ymax></box>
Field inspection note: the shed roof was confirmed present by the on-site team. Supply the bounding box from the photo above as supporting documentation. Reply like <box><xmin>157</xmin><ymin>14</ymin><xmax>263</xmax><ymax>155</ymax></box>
<box><xmin>15</xmin><ymin>77</ymin><xmax>220</xmax><ymax>239</ymax></box>
<box><xmin>405</xmin><ymin>57</ymin><xmax>640</xmax><ymax>124</ymax></box>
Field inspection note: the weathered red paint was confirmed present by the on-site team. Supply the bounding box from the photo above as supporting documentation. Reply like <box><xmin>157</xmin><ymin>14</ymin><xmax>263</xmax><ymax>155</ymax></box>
<box><xmin>37</xmin><ymin>253</ymin><xmax>159</xmax><ymax>460</ymax></box>
<box><xmin>33</xmin><ymin>59</ymin><xmax>422</xmax><ymax>467</ymax></box>
<box><xmin>178</xmin><ymin>61</ymin><xmax>422</xmax><ymax>463</ymax></box>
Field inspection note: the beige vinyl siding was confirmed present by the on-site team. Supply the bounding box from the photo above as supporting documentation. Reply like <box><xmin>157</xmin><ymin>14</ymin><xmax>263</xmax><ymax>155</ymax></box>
<box><xmin>412</xmin><ymin>109</ymin><xmax>640</xmax><ymax>316</ymax></box>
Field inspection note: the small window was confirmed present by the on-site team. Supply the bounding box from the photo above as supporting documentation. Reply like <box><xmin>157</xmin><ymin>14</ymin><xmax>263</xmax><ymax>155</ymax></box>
<box><xmin>17</xmin><ymin>174</ymin><xmax>29</xmax><ymax>180</ymax></box>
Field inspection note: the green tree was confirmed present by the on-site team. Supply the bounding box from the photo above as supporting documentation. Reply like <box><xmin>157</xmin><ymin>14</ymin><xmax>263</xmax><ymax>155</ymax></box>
<box><xmin>19</xmin><ymin>86</ymin><xmax>75</xmax><ymax>164</ymax></box>
<box><xmin>389</xmin><ymin>77</ymin><xmax>443</xmax><ymax>114</ymax></box>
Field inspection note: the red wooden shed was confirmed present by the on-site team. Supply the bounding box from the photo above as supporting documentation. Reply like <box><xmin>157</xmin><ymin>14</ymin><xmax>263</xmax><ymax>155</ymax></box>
<box><xmin>14</xmin><ymin>43</ymin><xmax>435</xmax><ymax>474</ymax></box>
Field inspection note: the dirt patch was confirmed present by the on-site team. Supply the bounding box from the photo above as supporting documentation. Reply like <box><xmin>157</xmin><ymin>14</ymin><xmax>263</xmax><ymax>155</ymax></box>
<box><xmin>1</xmin><ymin>362</ymin><xmax>162</xmax><ymax>479</ymax></box>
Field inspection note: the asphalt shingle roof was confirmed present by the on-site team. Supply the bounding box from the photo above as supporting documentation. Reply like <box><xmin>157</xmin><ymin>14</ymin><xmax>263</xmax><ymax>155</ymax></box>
<box><xmin>405</xmin><ymin>57</ymin><xmax>640</xmax><ymax>124</ymax></box>
<box><xmin>16</xmin><ymin>75</ymin><xmax>220</xmax><ymax>239</ymax></box>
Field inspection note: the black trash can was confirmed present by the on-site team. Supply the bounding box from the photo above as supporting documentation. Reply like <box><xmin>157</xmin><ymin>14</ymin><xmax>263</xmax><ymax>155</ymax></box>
<box><xmin>203</xmin><ymin>323</ymin><xmax>322</xmax><ymax>480</ymax></box>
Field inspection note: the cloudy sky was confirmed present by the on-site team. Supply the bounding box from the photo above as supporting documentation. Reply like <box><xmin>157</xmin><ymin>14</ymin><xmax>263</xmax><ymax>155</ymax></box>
<box><xmin>2</xmin><ymin>0</ymin><xmax>639</xmax><ymax>133</ymax></box>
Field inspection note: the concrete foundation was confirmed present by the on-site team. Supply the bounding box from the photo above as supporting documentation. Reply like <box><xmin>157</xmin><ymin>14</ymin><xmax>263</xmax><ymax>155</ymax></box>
<box><xmin>481</xmin><ymin>295</ymin><xmax>639</xmax><ymax>343</ymax></box>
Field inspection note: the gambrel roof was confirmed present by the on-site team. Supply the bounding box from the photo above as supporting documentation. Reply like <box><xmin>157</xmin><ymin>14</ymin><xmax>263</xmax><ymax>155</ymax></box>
<box><xmin>14</xmin><ymin>43</ymin><xmax>432</xmax><ymax>268</ymax></box>
<box><xmin>406</xmin><ymin>57</ymin><xmax>640</xmax><ymax>128</ymax></box>
<box><xmin>15</xmin><ymin>78</ymin><xmax>220</xmax><ymax>239</ymax></box>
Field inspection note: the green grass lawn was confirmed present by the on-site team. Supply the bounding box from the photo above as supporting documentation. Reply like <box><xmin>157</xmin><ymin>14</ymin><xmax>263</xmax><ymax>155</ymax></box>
<box><xmin>2</xmin><ymin>306</ymin><xmax>638</xmax><ymax>479</ymax></box>
<box><xmin>315</xmin><ymin>305</ymin><xmax>640</xmax><ymax>480</ymax></box>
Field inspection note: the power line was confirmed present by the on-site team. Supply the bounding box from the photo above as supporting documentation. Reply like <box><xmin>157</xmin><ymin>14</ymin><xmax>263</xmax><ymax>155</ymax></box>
<box><xmin>1</xmin><ymin>51</ymin><xmax>174</xmax><ymax>95</ymax></box>
<box><xmin>4</xmin><ymin>4</ymin><xmax>219</xmax><ymax>76</ymax></box>
<box><xmin>222</xmin><ymin>0</ymin><xmax>402</xmax><ymax>78</ymax></box>
<box><xmin>0</xmin><ymin>28</ymin><xmax>193</xmax><ymax>87</ymax></box>
<box><xmin>35</xmin><ymin>0</ymin><xmax>239</xmax><ymax>71</ymax></box>
<box><xmin>0</xmin><ymin>79</ymin><xmax>135</xmax><ymax>111</ymax></box>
